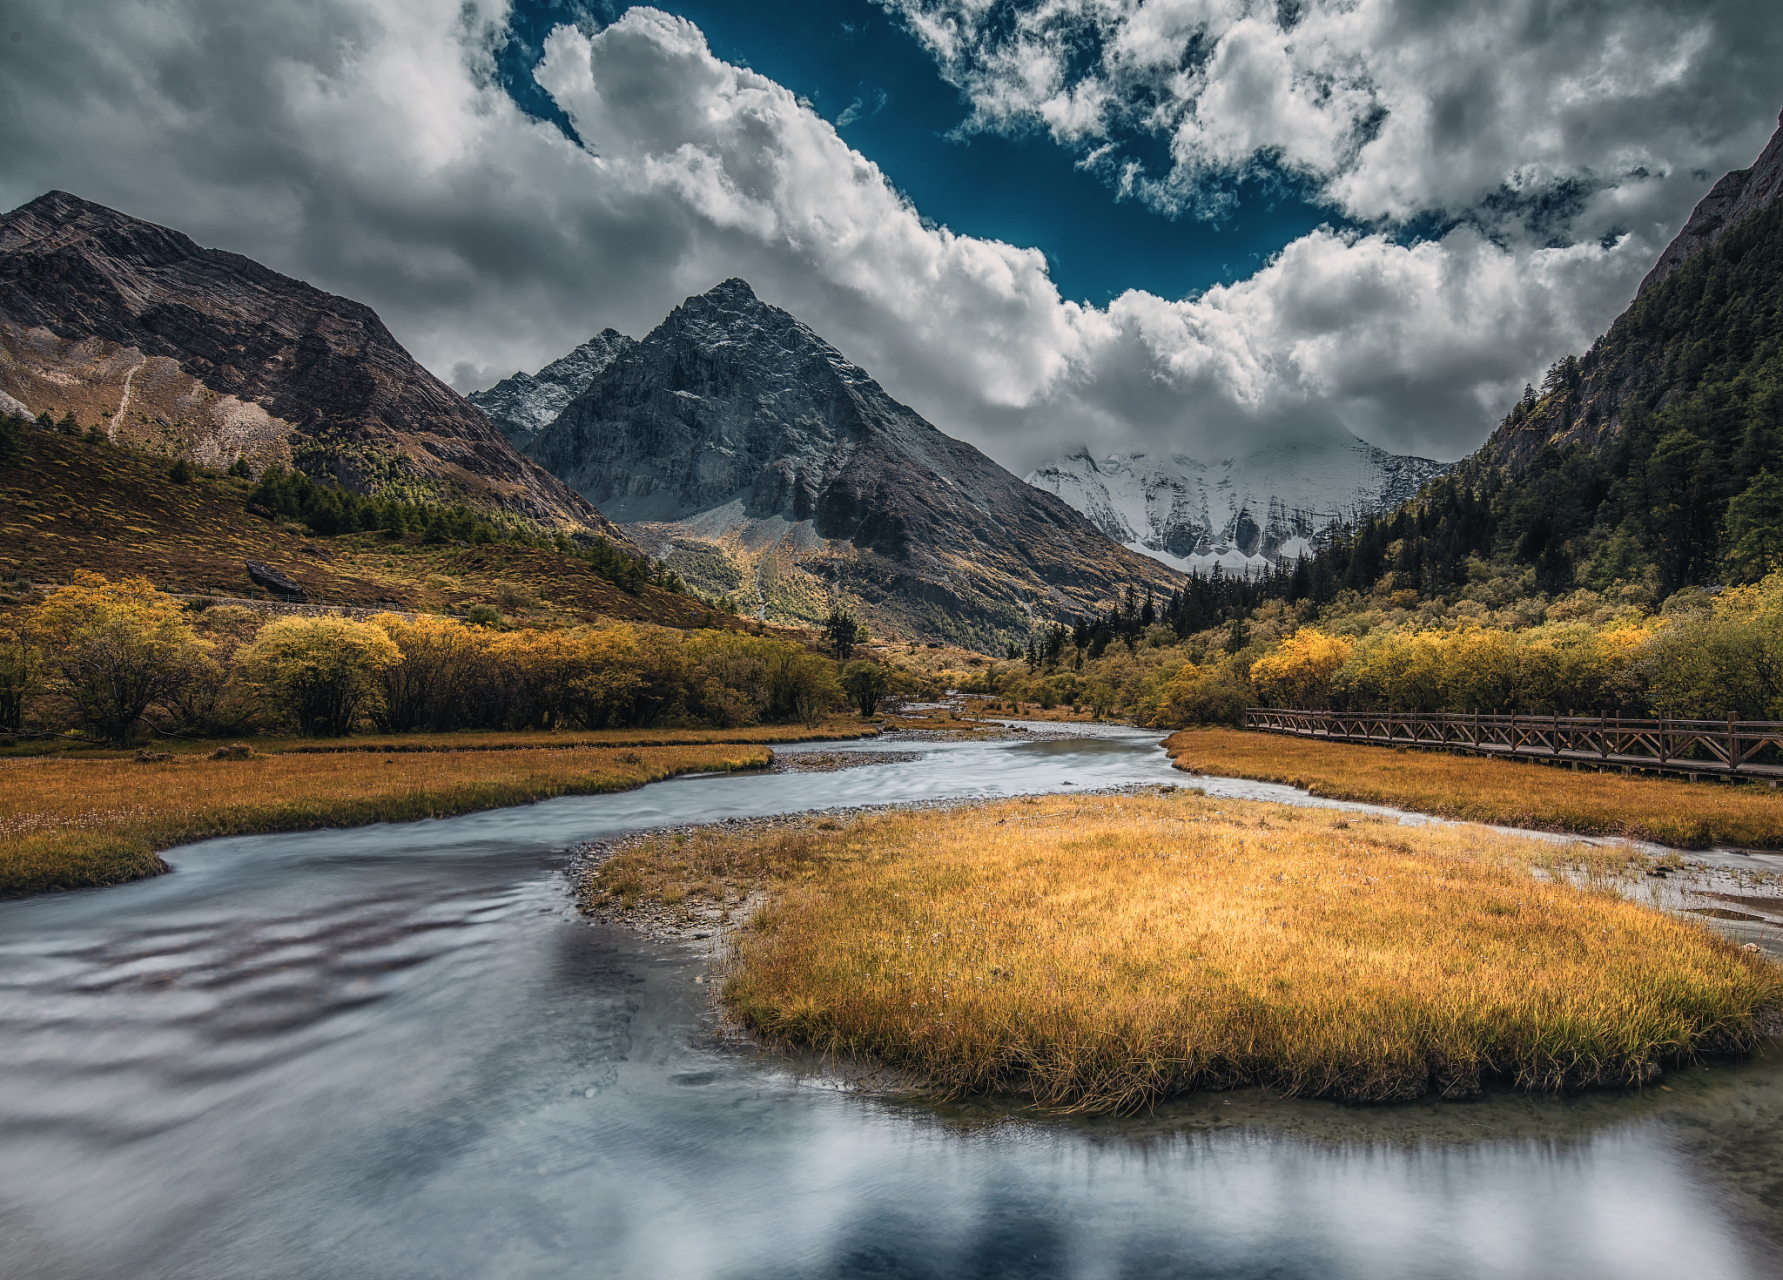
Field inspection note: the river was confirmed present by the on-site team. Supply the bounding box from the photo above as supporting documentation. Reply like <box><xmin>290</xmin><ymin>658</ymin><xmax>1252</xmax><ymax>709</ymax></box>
<box><xmin>3</xmin><ymin>730</ymin><xmax>1782</xmax><ymax>1278</ymax></box>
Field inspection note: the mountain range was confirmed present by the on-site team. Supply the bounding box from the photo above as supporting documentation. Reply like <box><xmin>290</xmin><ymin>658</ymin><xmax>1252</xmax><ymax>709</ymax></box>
<box><xmin>520</xmin><ymin>279</ymin><xmax>1182</xmax><ymax>648</ymax></box>
<box><xmin>1025</xmin><ymin>439</ymin><xmax>1448</xmax><ymax>576</ymax></box>
<box><xmin>0</xmin><ymin>192</ymin><xmax>620</xmax><ymax>539</ymax></box>
<box><xmin>12</xmin><ymin>99</ymin><xmax>1781</xmax><ymax>648</ymax></box>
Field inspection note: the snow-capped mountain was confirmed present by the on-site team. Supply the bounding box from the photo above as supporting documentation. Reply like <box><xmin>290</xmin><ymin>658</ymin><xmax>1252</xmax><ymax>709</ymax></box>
<box><xmin>1025</xmin><ymin>437</ymin><xmax>1450</xmax><ymax>576</ymax></box>
<box><xmin>467</xmin><ymin>328</ymin><xmax>635</xmax><ymax>449</ymax></box>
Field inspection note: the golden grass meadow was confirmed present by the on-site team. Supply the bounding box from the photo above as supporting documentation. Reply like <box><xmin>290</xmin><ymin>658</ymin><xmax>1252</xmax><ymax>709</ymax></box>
<box><xmin>584</xmin><ymin>790</ymin><xmax>1782</xmax><ymax>1111</ymax></box>
<box><xmin>1166</xmin><ymin>728</ymin><xmax>1783</xmax><ymax>849</ymax></box>
<box><xmin>0</xmin><ymin>739</ymin><xmax>775</xmax><ymax>896</ymax></box>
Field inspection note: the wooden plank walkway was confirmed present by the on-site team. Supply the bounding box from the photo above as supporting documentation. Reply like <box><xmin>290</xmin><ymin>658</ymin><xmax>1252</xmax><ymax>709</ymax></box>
<box><xmin>1244</xmin><ymin>708</ymin><xmax>1783</xmax><ymax>784</ymax></box>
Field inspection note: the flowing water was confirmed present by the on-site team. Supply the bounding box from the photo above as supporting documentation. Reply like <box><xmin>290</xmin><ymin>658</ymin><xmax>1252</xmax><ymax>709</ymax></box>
<box><xmin>4</xmin><ymin>730</ymin><xmax>1783</xmax><ymax>1279</ymax></box>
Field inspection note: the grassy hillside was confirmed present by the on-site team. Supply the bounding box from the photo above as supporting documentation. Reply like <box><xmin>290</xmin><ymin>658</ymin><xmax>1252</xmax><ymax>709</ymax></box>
<box><xmin>0</xmin><ymin>427</ymin><xmax>741</xmax><ymax>630</ymax></box>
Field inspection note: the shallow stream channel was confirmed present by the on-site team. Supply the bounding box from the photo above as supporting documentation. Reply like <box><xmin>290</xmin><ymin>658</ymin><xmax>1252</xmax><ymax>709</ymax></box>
<box><xmin>5</xmin><ymin>729</ymin><xmax>1783</xmax><ymax>1278</ymax></box>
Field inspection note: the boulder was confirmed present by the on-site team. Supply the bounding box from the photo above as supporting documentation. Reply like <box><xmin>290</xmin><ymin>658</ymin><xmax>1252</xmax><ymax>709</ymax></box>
<box><xmin>245</xmin><ymin>560</ymin><xmax>305</xmax><ymax>600</ymax></box>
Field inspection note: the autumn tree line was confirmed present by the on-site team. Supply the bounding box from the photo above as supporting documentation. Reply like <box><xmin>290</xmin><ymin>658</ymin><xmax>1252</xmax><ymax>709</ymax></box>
<box><xmin>0</xmin><ymin>575</ymin><xmax>884</xmax><ymax>744</ymax></box>
<box><xmin>1247</xmin><ymin>574</ymin><xmax>1783</xmax><ymax>719</ymax></box>
<box><xmin>950</xmin><ymin>568</ymin><xmax>1783</xmax><ymax>730</ymax></box>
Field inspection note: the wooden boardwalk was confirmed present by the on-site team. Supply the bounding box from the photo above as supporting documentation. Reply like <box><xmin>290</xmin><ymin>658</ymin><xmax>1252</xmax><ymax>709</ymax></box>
<box><xmin>1244</xmin><ymin>708</ymin><xmax>1783</xmax><ymax>784</ymax></box>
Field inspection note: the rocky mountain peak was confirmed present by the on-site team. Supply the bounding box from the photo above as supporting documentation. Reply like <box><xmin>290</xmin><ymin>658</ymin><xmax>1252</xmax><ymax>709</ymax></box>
<box><xmin>4</xmin><ymin>190</ymin><xmax>204</xmax><ymax>266</ymax></box>
<box><xmin>468</xmin><ymin>327</ymin><xmax>636</xmax><ymax>449</ymax></box>
<box><xmin>703</xmin><ymin>277</ymin><xmax>758</xmax><ymax>304</ymax></box>
<box><xmin>527</xmin><ymin>280</ymin><xmax>923</xmax><ymax>524</ymax></box>
<box><xmin>649</xmin><ymin>278</ymin><xmax>871</xmax><ymax>387</ymax></box>
<box><xmin>524</xmin><ymin>279</ymin><xmax>1183</xmax><ymax>647</ymax></box>
<box><xmin>1027</xmin><ymin>437</ymin><xmax>1449</xmax><ymax>576</ymax></box>
<box><xmin>0</xmin><ymin>190</ymin><xmax>618</xmax><ymax>536</ymax></box>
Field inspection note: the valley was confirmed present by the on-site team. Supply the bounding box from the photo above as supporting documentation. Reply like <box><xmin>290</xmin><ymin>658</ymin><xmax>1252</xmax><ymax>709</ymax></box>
<box><xmin>5</xmin><ymin>48</ymin><xmax>1783</xmax><ymax>1280</ymax></box>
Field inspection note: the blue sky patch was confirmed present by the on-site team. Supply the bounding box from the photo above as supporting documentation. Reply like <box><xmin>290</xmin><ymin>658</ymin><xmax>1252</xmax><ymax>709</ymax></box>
<box><xmin>496</xmin><ymin>0</ymin><xmax>1348</xmax><ymax>305</ymax></box>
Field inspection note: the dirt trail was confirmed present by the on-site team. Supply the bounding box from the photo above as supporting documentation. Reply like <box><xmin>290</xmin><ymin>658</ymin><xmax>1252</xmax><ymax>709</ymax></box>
<box><xmin>107</xmin><ymin>354</ymin><xmax>146</xmax><ymax>441</ymax></box>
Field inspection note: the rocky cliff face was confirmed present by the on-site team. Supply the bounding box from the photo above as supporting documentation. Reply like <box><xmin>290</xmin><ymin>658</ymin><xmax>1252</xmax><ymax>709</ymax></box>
<box><xmin>1481</xmin><ymin>111</ymin><xmax>1783</xmax><ymax>471</ymax></box>
<box><xmin>1026</xmin><ymin>438</ymin><xmax>1448</xmax><ymax>576</ymax></box>
<box><xmin>526</xmin><ymin>279</ymin><xmax>1182</xmax><ymax>647</ymax></box>
<box><xmin>0</xmin><ymin>191</ymin><xmax>620</xmax><ymax>536</ymax></box>
<box><xmin>1638</xmin><ymin>112</ymin><xmax>1783</xmax><ymax>297</ymax></box>
<box><xmin>467</xmin><ymin>329</ymin><xmax>635</xmax><ymax>450</ymax></box>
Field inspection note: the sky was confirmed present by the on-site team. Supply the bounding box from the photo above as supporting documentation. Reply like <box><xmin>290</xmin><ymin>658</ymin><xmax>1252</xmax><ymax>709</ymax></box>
<box><xmin>2</xmin><ymin>1</ymin><xmax>1781</xmax><ymax>472</ymax></box>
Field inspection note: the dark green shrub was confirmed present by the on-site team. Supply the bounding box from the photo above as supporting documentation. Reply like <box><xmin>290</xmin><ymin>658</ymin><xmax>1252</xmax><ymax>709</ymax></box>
<box><xmin>841</xmin><ymin>660</ymin><xmax>888</xmax><ymax>716</ymax></box>
<box><xmin>0</xmin><ymin>412</ymin><xmax>25</xmax><ymax>467</ymax></box>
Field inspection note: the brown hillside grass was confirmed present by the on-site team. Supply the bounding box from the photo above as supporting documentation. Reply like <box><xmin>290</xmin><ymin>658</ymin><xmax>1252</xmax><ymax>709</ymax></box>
<box><xmin>0</xmin><ymin>430</ymin><xmax>726</xmax><ymax>629</ymax></box>
<box><xmin>587</xmin><ymin>792</ymin><xmax>1782</xmax><ymax>1111</ymax></box>
<box><xmin>1164</xmin><ymin>728</ymin><xmax>1783</xmax><ymax>849</ymax></box>
<box><xmin>1</xmin><ymin>741</ymin><xmax>770</xmax><ymax>897</ymax></box>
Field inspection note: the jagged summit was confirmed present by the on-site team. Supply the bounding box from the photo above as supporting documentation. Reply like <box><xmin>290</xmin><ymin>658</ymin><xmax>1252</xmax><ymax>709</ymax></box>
<box><xmin>468</xmin><ymin>328</ymin><xmax>635</xmax><ymax>449</ymax></box>
<box><xmin>0</xmin><ymin>190</ymin><xmax>617</xmax><ymax>535</ymax></box>
<box><xmin>705</xmin><ymin>277</ymin><xmax>757</xmax><ymax>302</ymax></box>
<box><xmin>524</xmin><ymin>279</ymin><xmax>1181</xmax><ymax>646</ymax></box>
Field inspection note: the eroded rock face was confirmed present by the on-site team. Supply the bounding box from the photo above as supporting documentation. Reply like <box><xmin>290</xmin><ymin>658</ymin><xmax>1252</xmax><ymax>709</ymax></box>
<box><xmin>527</xmin><ymin>279</ymin><xmax>1182</xmax><ymax>646</ymax></box>
<box><xmin>0</xmin><ymin>191</ymin><xmax>623</xmax><ymax>539</ymax></box>
<box><xmin>467</xmin><ymin>329</ymin><xmax>635</xmax><ymax>450</ymax></box>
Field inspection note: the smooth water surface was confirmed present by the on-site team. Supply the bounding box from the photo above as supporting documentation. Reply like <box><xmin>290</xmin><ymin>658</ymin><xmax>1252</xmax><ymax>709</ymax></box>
<box><xmin>4</xmin><ymin>731</ymin><xmax>1782</xmax><ymax>1279</ymax></box>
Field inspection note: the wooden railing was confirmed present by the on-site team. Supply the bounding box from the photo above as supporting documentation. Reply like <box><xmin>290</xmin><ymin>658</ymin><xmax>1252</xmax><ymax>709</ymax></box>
<box><xmin>1243</xmin><ymin>708</ymin><xmax>1783</xmax><ymax>783</ymax></box>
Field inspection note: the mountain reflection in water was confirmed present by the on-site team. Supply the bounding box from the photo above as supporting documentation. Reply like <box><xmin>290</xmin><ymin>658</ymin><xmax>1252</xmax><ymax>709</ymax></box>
<box><xmin>2</xmin><ymin>732</ymin><xmax>1779</xmax><ymax>1279</ymax></box>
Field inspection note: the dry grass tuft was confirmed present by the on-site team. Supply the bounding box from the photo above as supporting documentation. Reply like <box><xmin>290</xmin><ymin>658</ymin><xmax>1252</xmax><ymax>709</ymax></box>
<box><xmin>1165</xmin><ymin>728</ymin><xmax>1783</xmax><ymax>849</ymax></box>
<box><xmin>1</xmin><ymin>742</ymin><xmax>770</xmax><ymax>897</ymax></box>
<box><xmin>595</xmin><ymin>791</ymin><xmax>1782</xmax><ymax>1111</ymax></box>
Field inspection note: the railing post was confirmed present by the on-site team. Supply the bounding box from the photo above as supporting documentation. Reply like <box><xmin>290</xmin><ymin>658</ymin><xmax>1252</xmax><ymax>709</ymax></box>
<box><xmin>1729</xmin><ymin>712</ymin><xmax>1739</xmax><ymax>774</ymax></box>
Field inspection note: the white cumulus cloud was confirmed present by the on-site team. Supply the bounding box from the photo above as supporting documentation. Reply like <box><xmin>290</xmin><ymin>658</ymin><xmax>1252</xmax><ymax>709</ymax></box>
<box><xmin>877</xmin><ymin>0</ymin><xmax>1783</xmax><ymax>241</ymax></box>
<box><xmin>0</xmin><ymin>1</ymin><xmax>1776</xmax><ymax>476</ymax></box>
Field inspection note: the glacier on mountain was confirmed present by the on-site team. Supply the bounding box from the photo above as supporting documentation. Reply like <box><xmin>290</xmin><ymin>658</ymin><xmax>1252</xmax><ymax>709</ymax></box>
<box><xmin>1025</xmin><ymin>437</ymin><xmax>1449</xmax><ymax>577</ymax></box>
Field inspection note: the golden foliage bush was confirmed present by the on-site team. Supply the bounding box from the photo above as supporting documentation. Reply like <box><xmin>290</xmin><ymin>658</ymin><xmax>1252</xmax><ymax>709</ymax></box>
<box><xmin>1237</xmin><ymin>571</ymin><xmax>1783</xmax><ymax>719</ymax></box>
<box><xmin>31</xmin><ymin>572</ymin><xmax>217</xmax><ymax>743</ymax></box>
<box><xmin>237</xmin><ymin>616</ymin><xmax>401</xmax><ymax>736</ymax></box>
<box><xmin>11</xmin><ymin>576</ymin><xmax>854</xmax><ymax>741</ymax></box>
<box><xmin>1641</xmin><ymin>576</ymin><xmax>1783</xmax><ymax>719</ymax></box>
<box><xmin>1151</xmin><ymin>659</ymin><xmax>1251</xmax><ymax>726</ymax></box>
<box><xmin>1248</xmin><ymin>630</ymin><xmax>1354</xmax><ymax>708</ymax></box>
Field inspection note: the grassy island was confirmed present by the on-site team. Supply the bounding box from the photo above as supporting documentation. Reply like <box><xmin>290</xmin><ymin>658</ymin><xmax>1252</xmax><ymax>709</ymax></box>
<box><xmin>584</xmin><ymin>790</ymin><xmax>1782</xmax><ymax>1110</ymax></box>
<box><xmin>1165</xmin><ymin>728</ymin><xmax>1783</xmax><ymax>848</ymax></box>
